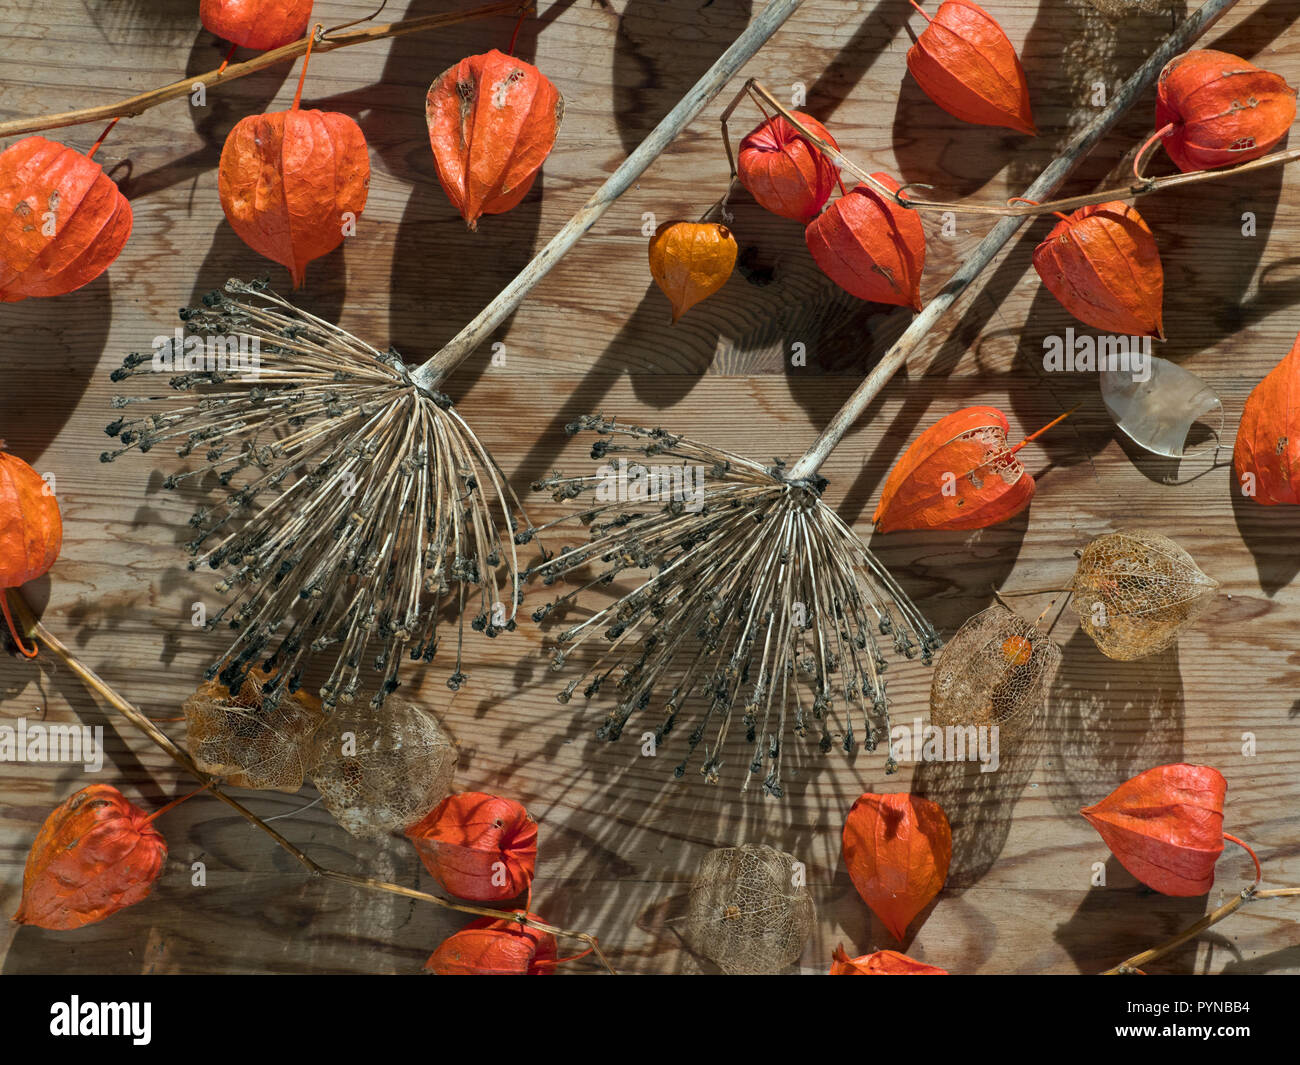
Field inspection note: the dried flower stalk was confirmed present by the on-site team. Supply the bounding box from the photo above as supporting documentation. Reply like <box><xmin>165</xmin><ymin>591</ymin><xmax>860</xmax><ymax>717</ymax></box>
<box><xmin>528</xmin><ymin>419</ymin><xmax>939</xmax><ymax>794</ymax></box>
<box><xmin>102</xmin><ymin>280</ymin><xmax>527</xmax><ymax>707</ymax></box>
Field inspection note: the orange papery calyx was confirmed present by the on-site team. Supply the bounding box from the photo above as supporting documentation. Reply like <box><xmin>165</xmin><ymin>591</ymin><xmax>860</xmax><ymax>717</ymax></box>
<box><xmin>13</xmin><ymin>782</ymin><xmax>209</xmax><ymax>930</ymax></box>
<box><xmin>905</xmin><ymin>0</ymin><xmax>1036</xmax><ymax>136</ymax></box>
<box><xmin>1081</xmin><ymin>764</ymin><xmax>1261</xmax><ymax>897</ymax></box>
<box><xmin>737</xmin><ymin>110</ymin><xmax>841</xmax><ymax>222</ymax></box>
<box><xmin>0</xmin><ymin>442</ymin><xmax>62</xmax><ymax>658</ymax></box>
<box><xmin>872</xmin><ymin>404</ymin><xmax>1077</xmax><ymax>533</ymax></box>
<box><xmin>425</xmin><ymin>49</ymin><xmax>563</xmax><ymax>230</ymax></box>
<box><xmin>804</xmin><ymin>173</ymin><xmax>926</xmax><ymax>309</ymax></box>
<box><xmin>200</xmin><ymin>0</ymin><xmax>314</xmax><ymax>52</ymax></box>
<box><xmin>217</xmin><ymin>29</ymin><xmax>370</xmax><ymax>287</ymax></box>
<box><xmin>1153</xmin><ymin>49</ymin><xmax>1297</xmax><ymax>173</ymax></box>
<box><xmin>830</xmin><ymin>945</ymin><xmax>949</xmax><ymax>975</ymax></box>
<box><xmin>1032</xmin><ymin>201</ymin><xmax>1165</xmax><ymax>340</ymax></box>
<box><xmin>0</xmin><ymin>127</ymin><xmax>133</xmax><ymax>302</ymax></box>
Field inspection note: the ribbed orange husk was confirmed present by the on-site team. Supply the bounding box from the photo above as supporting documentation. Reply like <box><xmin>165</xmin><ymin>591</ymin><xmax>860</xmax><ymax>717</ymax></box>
<box><xmin>406</xmin><ymin>791</ymin><xmax>538</xmax><ymax>902</ymax></box>
<box><xmin>200</xmin><ymin>0</ymin><xmax>313</xmax><ymax>51</ymax></box>
<box><xmin>647</xmin><ymin>220</ymin><xmax>738</xmax><ymax>322</ymax></box>
<box><xmin>1081</xmin><ymin>764</ymin><xmax>1226</xmax><ymax>897</ymax></box>
<box><xmin>873</xmin><ymin>406</ymin><xmax>1034</xmax><ymax>532</ymax></box>
<box><xmin>842</xmin><ymin>793</ymin><xmax>952</xmax><ymax>942</ymax></box>
<box><xmin>1032</xmin><ymin>201</ymin><xmax>1165</xmax><ymax>340</ymax></box>
<box><xmin>13</xmin><ymin>785</ymin><xmax>167</xmax><ymax>930</ymax></box>
<box><xmin>1155</xmin><ymin>49</ymin><xmax>1297</xmax><ymax>172</ymax></box>
<box><xmin>426</xmin><ymin>49</ymin><xmax>563</xmax><ymax>230</ymax></box>
<box><xmin>0</xmin><ymin>136</ymin><xmax>132</xmax><ymax>301</ymax></box>
<box><xmin>426</xmin><ymin>913</ymin><xmax>557</xmax><ymax>975</ymax></box>
<box><xmin>1234</xmin><ymin>331</ymin><xmax>1300</xmax><ymax>504</ymax></box>
<box><xmin>0</xmin><ymin>446</ymin><xmax>62</xmax><ymax>587</ymax></box>
<box><xmin>737</xmin><ymin>111</ymin><xmax>840</xmax><ymax>222</ymax></box>
<box><xmin>218</xmin><ymin>108</ymin><xmax>370</xmax><ymax>288</ymax></box>
<box><xmin>830</xmin><ymin>946</ymin><xmax>949</xmax><ymax>975</ymax></box>
<box><xmin>906</xmin><ymin>0</ymin><xmax>1036</xmax><ymax>135</ymax></box>
<box><xmin>805</xmin><ymin>173</ymin><xmax>925</xmax><ymax>309</ymax></box>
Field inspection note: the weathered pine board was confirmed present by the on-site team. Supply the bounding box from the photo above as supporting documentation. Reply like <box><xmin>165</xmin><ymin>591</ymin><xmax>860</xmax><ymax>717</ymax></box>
<box><xmin>2</xmin><ymin>0</ymin><xmax>1300</xmax><ymax>974</ymax></box>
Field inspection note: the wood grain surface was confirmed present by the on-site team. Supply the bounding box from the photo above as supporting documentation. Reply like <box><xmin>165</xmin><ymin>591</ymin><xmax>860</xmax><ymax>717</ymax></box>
<box><xmin>3</xmin><ymin>0</ymin><xmax>1300</xmax><ymax>975</ymax></box>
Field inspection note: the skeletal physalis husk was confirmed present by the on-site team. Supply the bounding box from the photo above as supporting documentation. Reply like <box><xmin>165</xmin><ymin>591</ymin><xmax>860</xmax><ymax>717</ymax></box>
<box><xmin>310</xmin><ymin>702</ymin><xmax>458</xmax><ymax>839</ymax></box>
<box><xmin>182</xmin><ymin>667</ymin><xmax>325</xmax><ymax>793</ymax></box>
<box><xmin>1100</xmin><ymin>355</ymin><xmax>1222</xmax><ymax>458</ymax></box>
<box><xmin>930</xmin><ymin>603</ymin><xmax>1061</xmax><ymax>736</ymax></box>
<box><xmin>1070</xmin><ymin>529</ymin><xmax>1218</xmax><ymax>660</ymax></box>
<box><xmin>684</xmin><ymin>844</ymin><xmax>814</xmax><ymax>975</ymax></box>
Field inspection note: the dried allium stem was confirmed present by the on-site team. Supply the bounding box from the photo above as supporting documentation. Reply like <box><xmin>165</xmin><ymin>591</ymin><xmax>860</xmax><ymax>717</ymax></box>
<box><xmin>527</xmin><ymin>418</ymin><xmax>941</xmax><ymax>794</ymax></box>
<box><xmin>103</xmin><ymin>280</ymin><xmax>527</xmax><ymax>708</ymax></box>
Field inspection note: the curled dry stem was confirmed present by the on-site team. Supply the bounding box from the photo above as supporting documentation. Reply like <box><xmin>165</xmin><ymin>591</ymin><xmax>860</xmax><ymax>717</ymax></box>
<box><xmin>0</xmin><ymin>0</ymin><xmax>532</xmax><ymax>140</ymax></box>
<box><xmin>721</xmin><ymin>78</ymin><xmax>1300</xmax><ymax>219</ymax></box>
<box><xmin>4</xmin><ymin>587</ymin><xmax>617</xmax><ymax>974</ymax></box>
<box><xmin>1102</xmin><ymin>837</ymin><xmax>1297</xmax><ymax>975</ymax></box>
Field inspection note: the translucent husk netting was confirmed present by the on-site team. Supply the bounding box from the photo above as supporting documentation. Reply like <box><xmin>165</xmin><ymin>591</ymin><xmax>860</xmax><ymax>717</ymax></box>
<box><xmin>684</xmin><ymin>844</ymin><xmax>815</xmax><ymax>974</ymax></box>
<box><xmin>1070</xmin><ymin>529</ymin><xmax>1219</xmax><ymax>661</ymax></box>
<box><xmin>182</xmin><ymin>667</ymin><xmax>326</xmax><ymax>792</ymax></box>
<box><xmin>309</xmin><ymin>701</ymin><xmax>458</xmax><ymax>839</ymax></box>
<box><xmin>930</xmin><ymin>603</ymin><xmax>1062</xmax><ymax>736</ymax></box>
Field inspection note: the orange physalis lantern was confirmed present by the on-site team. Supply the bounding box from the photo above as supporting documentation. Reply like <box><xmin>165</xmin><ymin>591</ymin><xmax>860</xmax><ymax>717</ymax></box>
<box><xmin>0</xmin><ymin>135</ymin><xmax>132</xmax><ymax>301</ymax></box>
<box><xmin>830</xmin><ymin>945</ymin><xmax>949</xmax><ymax>975</ymax></box>
<box><xmin>873</xmin><ymin>405</ymin><xmax>1073</xmax><ymax>532</ymax></box>
<box><xmin>1081</xmin><ymin>764</ymin><xmax>1229</xmax><ymax>896</ymax></box>
<box><xmin>805</xmin><ymin>174</ymin><xmax>925</xmax><ymax>309</ymax></box>
<box><xmin>426</xmin><ymin>912</ymin><xmax>558</xmax><ymax>975</ymax></box>
<box><xmin>0</xmin><ymin>443</ymin><xmax>62</xmax><ymax>658</ymax></box>
<box><xmin>737</xmin><ymin>111</ymin><xmax>840</xmax><ymax>222</ymax></box>
<box><xmin>842</xmin><ymin>793</ymin><xmax>952</xmax><ymax>942</ymax></box>
<box><xmin>200</xmin><ymin>0</ymin><xmax>313</xmax><ymax>52</ymax></box>
<box><xmin>218</xmin><ymin>36</ymin><xmax>369</xmax><ymax>287</ymax></box>
<box><xmin>406</xmin><ymin>791</ymin><xmax>538</xmax><ymax>902</ymax></box>
<box><xmin>906</xmin><ymin>0</ymin><xmax>1036</xmax><ymax>135</ymax></box>
<box><xmin>1154</xmin><ymin>49</ymin><xmax>1297</xmax><ymax>172</ymax></box>
<box><xmin>425</xmin><ymin>49</ymin><xmax>563</xmax><ymax>230</ymax></box>
<box><xmin>1235</xmin><ymin>330</ymin><xmax>1300</xmax><ymax>505</ymax></box>
<box><xmin>647</xmin><ymin>220</ymin><xmax>738</xmax><ymax>323</ymax></box>
<box><xmin>1033</xmin><ymin>202</ymin><xmax>1165</xmax><ymax>340</ymax></box>
<box><xmin>13</xmin><ymin>785</ymin><xmax>168</xmax><ymax>930</ymax></box>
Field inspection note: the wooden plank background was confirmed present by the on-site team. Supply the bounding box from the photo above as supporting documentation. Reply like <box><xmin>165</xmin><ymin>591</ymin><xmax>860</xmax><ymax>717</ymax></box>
<box><xmin>3</xmin><ymin>0</ymin><xmax>1300</xmax><ymax>974</ymax></box>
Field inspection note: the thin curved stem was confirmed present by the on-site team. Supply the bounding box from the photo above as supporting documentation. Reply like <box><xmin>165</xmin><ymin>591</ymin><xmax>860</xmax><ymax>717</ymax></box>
<box><xmin>289</xmin><ymin>25</ymin><xmax>322</xmax><ymax>113</ymax></box>
<box><xmin>6</xmin><ymin>589</ymin><xmax>616</xmax><ymax>974</ymax></box>
<box><xmin>742</xmin><ymin>80</ymin><xmax>1300</xmax><ymax>218</ymax></box>
<box><xmin>0</xmin><ymin>0</ymin><xmax>531</xmax><ymax>140</ymax></box>
<box><xmin>2</xmin><ymin>590</ymin><xmax>39</xmax><ymax>658</ymax></box>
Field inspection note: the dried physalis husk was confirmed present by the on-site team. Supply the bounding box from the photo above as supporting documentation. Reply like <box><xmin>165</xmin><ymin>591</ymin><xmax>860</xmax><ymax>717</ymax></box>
<box><xmin>684</xmin><ymin>844</ymin><xmax>814</xmax><ymax>975</ymax></box>
<box><xmin>310</xmin><ymin>702</ymin><xmax>458</xmax><ymax>839</ymax></box>
<box><xmin>182</xmin><ymin>667</ymin><xmax>325</xmax><ymax>793</ymax></box>
<box><xmin>1071</xmin><ymin>529</ymin><xmax>1218</xmax><ymax>660</ymax></box>
<box><xmin>930</xmin><ymin>603</ymin><xmax>1061</xmax><ymax>736</ymax></box>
